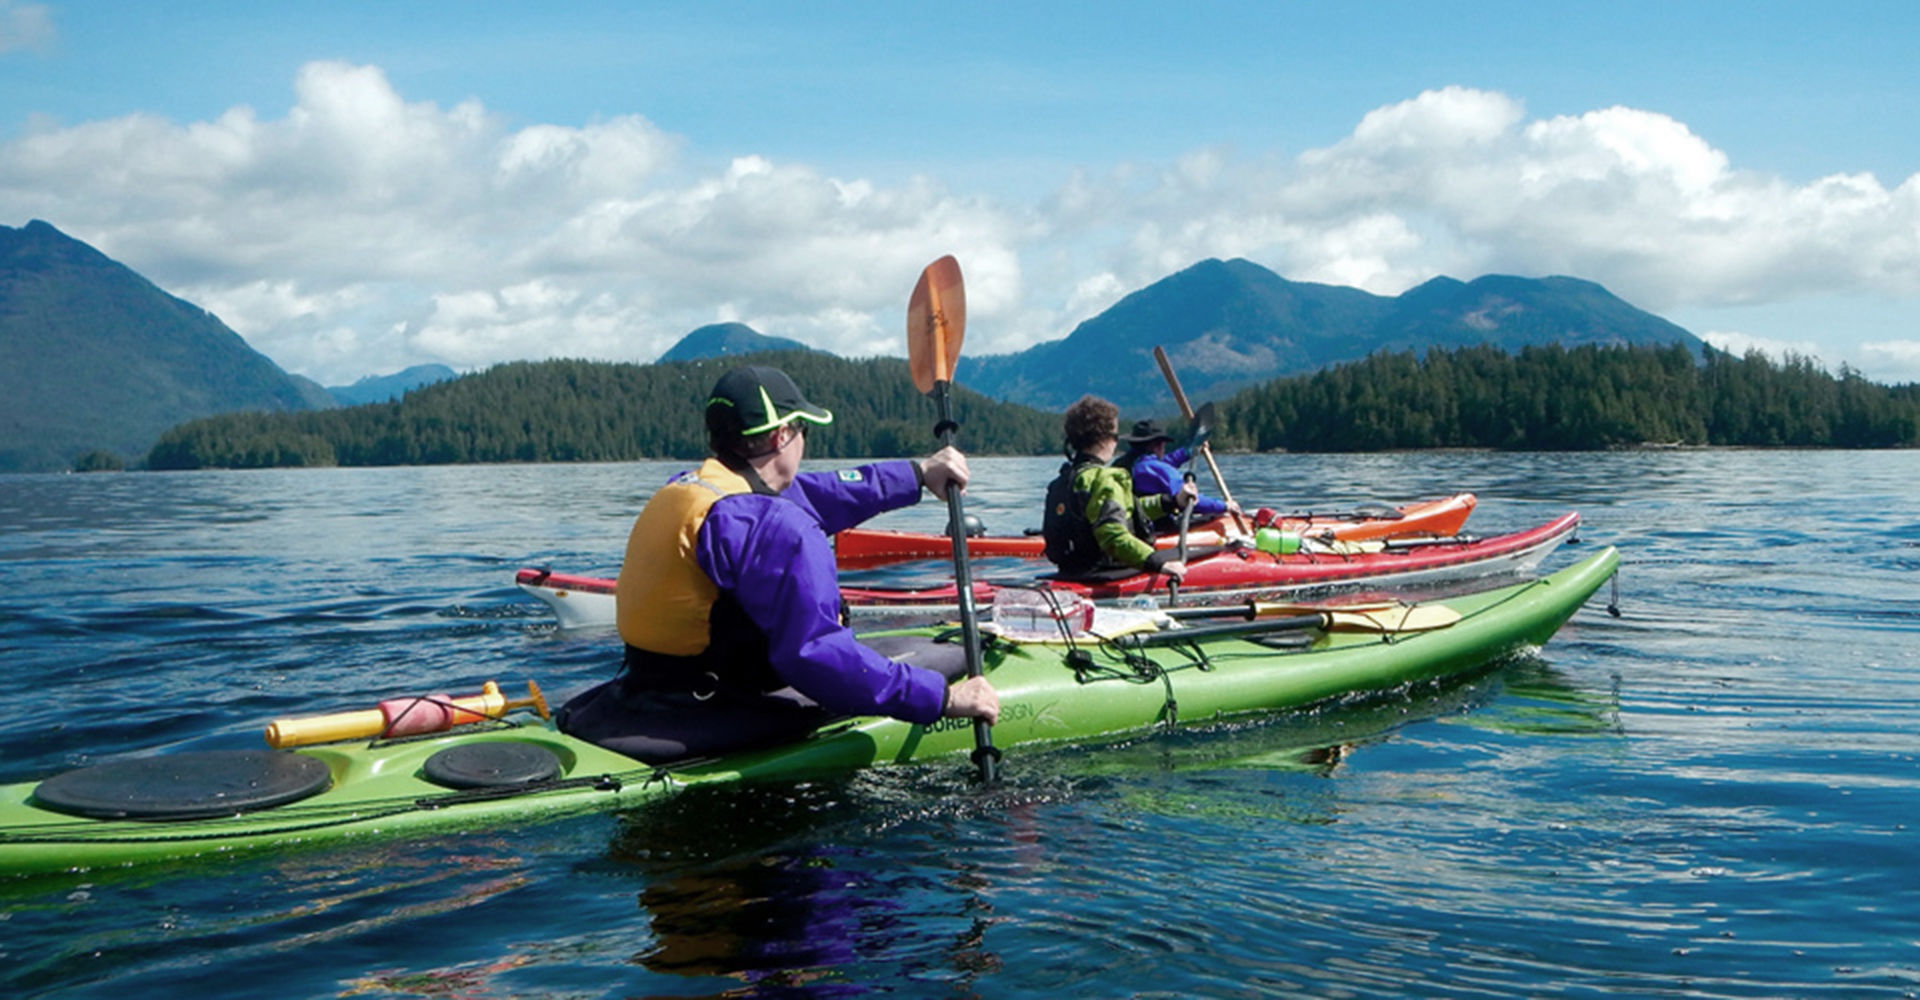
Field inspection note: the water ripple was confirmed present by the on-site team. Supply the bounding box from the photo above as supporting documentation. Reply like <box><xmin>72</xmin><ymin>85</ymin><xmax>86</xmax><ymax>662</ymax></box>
<box><xmin>5</xmin><ymin>454</ymin><xmax>1920</xmax><ymax>998</ymax></box>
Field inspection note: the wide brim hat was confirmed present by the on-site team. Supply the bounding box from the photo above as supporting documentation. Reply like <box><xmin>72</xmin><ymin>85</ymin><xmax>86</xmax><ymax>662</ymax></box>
<box><xmin>1122</xmin><ymin>418</ymin><xmax>1173</xmax><ymax>445</ymax></box>
<box><xmin>706</xmin><ymin>365</ymin><xmax>834</xmax><ymax>436</ymax></box>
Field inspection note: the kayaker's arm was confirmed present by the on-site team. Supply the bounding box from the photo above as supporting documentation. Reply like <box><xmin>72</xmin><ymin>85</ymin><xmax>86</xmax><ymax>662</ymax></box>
<box><xmin>784</xmin><ymin>459</ymin><xmax>925</xmax><ymax>535</ymax></box>
<box><xmin>698</xmin><ymin>496</ymin><xmax>949</xmax><ymax>723</ymax></box>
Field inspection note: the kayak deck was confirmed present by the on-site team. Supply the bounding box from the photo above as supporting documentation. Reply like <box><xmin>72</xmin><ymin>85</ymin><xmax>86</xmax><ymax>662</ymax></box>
<box><xmin>2</xmin><ymin>546</ymin><xmax>1618</xmax><ymax>878</ymax></box>
<box><xmin>707</xmin><ymin>545</ymin><xmax>1616</xmax><ymax>781</ymax></box>
<box><xmin>0</xmin><ymin>727</ymin><xmax>671</xmax><ymax>877</ymax></box>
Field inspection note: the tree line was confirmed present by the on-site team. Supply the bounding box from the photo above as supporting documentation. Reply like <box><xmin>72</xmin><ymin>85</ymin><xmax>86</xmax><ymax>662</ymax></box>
<box><xmin>1215</xmin><ymin>343</ymin><xmax>1917</xmax><ymax>451</ymax></box>
<box><xmin>143</xmin><ymin>344</ymin><xmax>1918</xmax><ymax>470</ymax></box>
<box><xmin>146</xmin><ymin>353</ymin><xmax>1063</xmax><ymax>470</ymax></box>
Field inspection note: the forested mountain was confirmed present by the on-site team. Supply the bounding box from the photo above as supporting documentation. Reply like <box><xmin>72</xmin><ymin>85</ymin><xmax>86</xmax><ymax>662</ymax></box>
<box><xmin>965</xmin><ymin>259</ymin><xmax>1705</xmax><ymax>411</ymax></box>
<box><xmin>0</xmin><ymin>220</ymin><xmax>335</xmax><ymax>473</ymax></box>
<box><xmin>148</xmin><ymin>344</ymin><xmax>1917</xmax><ymax>470</ymax></box>
<box><xmin>658</xmin><ymin>323</ymin><xmax>816</xmax><ymax>362</ymax></box>
<box><xmin>147</xmin><ymin>351</ymin><xmax>1062</xmax><ymax>469</ymax></box>
<box><xmin>1215</xmin><ymin>343</ymin><xmax>1918</xmax><ymax>451</ymax></box>
<box><xmin>12</xmin><ymin>218</ymin><xmax>1898</xmax><ymax>474</ymax></box>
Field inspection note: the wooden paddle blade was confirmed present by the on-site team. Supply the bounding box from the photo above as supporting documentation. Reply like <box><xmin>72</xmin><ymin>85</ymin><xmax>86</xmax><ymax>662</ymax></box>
<box><xmin>907</xmin><ymin>255</ymin><xmax>966</xmax><ymax>394</ymax></box>
<box><xmin>1322</xmin><ymin>605</ymin><xmax>1462</xmax><ymax>633</ymax></box>
<box><xmin>1247</xmin><ymin>599</ymin><xmax>1406</xmax><ymax>618</ymax></box>
<box><xmin>1245</xmin><ymin>599</ymin><xmax>1461</xmax><ymax>633</ymax></box>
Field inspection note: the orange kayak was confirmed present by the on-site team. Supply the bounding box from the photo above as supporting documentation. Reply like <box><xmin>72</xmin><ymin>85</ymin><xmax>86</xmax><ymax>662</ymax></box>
<box><xmin>833</xmin><ymin>492</ymin><xmax>1478</xmax><ymax>568</ymax></box>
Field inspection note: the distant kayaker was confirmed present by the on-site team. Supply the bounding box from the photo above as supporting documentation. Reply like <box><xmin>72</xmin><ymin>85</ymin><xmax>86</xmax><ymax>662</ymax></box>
<box><xmin>556</xmin><ymin>364</ymin><xmax>1000</xmax><ymax>763</ymax></box>
<box><xmin>1042</xmin><ymin>395</ymin><xmax>1198</xmax><ymax>580</ymax></box>
<box><xmin>1112</xmin><ymin>418</ymin><xmax>1240</xmax><ymax>534</ymax></box>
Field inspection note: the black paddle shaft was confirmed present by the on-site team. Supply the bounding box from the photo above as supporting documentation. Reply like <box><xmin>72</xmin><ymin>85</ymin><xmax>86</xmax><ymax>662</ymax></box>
<box><xmin>931</xmin><ymin>379</ymin><xmax>999</xmax><ymax>781</ymax></box>
<box><xmin>1126</xmin><ymin>612</ymin><xmax>1327</xmax><ymax>647</ymax></box>
<box><xmin>1169</xmin><ymin>471</ymin><xmax>1195</xmax><ymax>607</ymax></box>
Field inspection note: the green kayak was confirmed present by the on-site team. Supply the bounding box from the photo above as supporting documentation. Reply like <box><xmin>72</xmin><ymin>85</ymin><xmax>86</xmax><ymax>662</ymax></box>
<box><xmin>0</xmin><ymin>546</ymin><xmax>1617</xmax><ymax>878</ymax></box>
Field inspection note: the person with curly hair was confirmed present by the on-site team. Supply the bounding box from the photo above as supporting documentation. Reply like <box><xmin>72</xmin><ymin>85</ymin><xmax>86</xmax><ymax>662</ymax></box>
<box><xmin>1041</xmin><ymin>394</ymin><xmax>1197</xmax><ymax>579</ymax></box>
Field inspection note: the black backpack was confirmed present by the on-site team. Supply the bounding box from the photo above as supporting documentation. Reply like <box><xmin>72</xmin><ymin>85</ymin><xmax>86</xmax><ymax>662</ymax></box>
<box><xmin>1041</xmin><ymin>460</ymin><xmax>1100</xmax><ymax>572</ymax></box>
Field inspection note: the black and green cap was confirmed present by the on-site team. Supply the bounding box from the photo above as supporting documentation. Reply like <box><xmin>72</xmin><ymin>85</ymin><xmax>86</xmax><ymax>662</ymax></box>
<box><xmin>705</xmin><ymin>365</ymin><xmax>834</xmax><ymax>437</ymax></box>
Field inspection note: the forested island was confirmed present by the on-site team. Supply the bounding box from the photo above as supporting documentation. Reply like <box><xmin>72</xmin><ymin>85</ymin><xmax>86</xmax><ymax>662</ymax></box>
<box><xmin>146</xmin><ymin>353</ymin><xmax>1061</xmax><ymax>469</ymax></box>
<box><xmin>1216</xmin><ymin>343</ymin><xmax>1918</xmax><ymax>451</ymax></box>
<box><xmin>143</xmin><ymin>344</ymin><xmax>1918</xmax><ymax>470</ymax></box>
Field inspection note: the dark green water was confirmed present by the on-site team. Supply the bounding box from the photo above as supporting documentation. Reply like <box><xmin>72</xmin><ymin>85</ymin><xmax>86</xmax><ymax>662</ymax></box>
<box><xmin>2</xmin><ymin>450</ymin><xmax>1915</xmax><ymax>998</ymax></box>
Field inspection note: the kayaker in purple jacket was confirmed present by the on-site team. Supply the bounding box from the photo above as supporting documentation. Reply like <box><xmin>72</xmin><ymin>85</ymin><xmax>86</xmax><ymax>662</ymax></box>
<box><xmin>556</xmin><ymin>365</ymin><xmax>1000</xmax><ymax>763</ymax></box>
<box><xmin>1114</xmin><ymin>419</ymin><xmax>1240</xmax><ymax>533</ymax></box>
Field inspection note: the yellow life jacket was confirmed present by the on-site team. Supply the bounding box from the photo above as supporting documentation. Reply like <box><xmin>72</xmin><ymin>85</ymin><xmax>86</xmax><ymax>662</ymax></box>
<box><xmin>615</xmin><ymin>458</ymin><xmax>752</xmax><ymax>655</ymax></box>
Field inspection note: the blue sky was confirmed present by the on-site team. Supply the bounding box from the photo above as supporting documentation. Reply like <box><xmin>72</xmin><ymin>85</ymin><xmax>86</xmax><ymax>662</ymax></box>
<box><xmin>2</xmin><ymin>1</ymin><xmax>1916</xmax><ymax>384</ymax></box>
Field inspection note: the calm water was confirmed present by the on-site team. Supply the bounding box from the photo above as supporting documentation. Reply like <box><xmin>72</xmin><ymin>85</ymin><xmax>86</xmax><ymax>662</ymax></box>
<box><xmin>1</xmin><ymin>451</ymin><xmax>1916</xmax><ymax>999</ymax></box>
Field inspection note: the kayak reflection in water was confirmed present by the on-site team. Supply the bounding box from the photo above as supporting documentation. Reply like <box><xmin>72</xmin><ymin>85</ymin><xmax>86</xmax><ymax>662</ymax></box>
<box><xmin>618</xmin><ymin>782</ymin><xmax>1001</xmax><ymax>991</ymax></box>
<box><xmin>556</xmin><ymin>365</ymin><xmax>1000</xmax><ymax>763</ymax></box>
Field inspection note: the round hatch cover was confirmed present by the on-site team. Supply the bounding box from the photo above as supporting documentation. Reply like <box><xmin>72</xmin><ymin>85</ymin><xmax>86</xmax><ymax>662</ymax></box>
<box><xmin>422</xmin><ymin>741</ymin><xmax>562</xmax><ymax>789</ymax></box>
<box><xmin>33</xmin><ymin>750</ymin><xmax>333</xmax><ymax>821</ymax></box>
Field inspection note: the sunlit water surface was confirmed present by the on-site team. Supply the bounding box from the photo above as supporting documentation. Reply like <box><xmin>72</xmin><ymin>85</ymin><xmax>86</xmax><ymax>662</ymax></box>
<box><xmin>2</xmin><ymin>450</ymin><xmax>1916</xmax><ymax>998</ymax></box>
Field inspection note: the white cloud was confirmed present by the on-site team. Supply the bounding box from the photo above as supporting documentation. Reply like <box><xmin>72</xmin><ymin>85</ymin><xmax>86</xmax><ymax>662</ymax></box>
<box><xmin>1698</xmin><ymin>330</ymin><xmax>1920</xmax><ymax>385</ymax></box>
<box><xmin>1073</xmin><ymin>87</ymin><xmax>1920</xmax><ymax>314</ymax></box>
<box><xmin>2</xmin><ymin>70</ymin><xmax>1917</xmax><ymax>386</ymax></box>
<box><xmin>1859</xmin><ymin>340</ymin><xmax>1920</xmax><ymax>384</ymax></box>
<box><xmin>0</xmin><ymin>61</ymin><xmax>1027</xmax><ymax>380</ymax></box>
<box><xmin>0</xmin><ymin>1</ymin><xmax>51</xmax><ymax>53</ymax></box>
<box><xmin>1699</xmin><ymin>330</ymin><xmax>1832</xmax><ymax>366</ymax></box>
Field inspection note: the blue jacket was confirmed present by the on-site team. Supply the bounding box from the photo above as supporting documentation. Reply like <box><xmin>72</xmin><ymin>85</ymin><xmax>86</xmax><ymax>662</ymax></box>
<box><xmin>694</xmin><ymin>460</ymin><xmax>948</xmax><ymax>723</ymax></box>
<box><xmin>1121</xmin><ymin>447</ymin><xmax>1228</xmax><ymax>518</ymax></box>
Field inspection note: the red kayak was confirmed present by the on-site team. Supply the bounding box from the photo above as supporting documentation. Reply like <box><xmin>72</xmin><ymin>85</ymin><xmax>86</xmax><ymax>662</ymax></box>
<box><xmin>833</xmin><ymin>492</ymin><xmax>1478</xmax><ymax>568</ymax></box>
<box><xmin>515</xmin><ymin>510</ymin><xmax>1577</xmax><ymax>628</ymax></box>
<box><xmin>842</xmin><ymin>511</ymin><xmax>1579</xmax><ymax>609</ymax></box>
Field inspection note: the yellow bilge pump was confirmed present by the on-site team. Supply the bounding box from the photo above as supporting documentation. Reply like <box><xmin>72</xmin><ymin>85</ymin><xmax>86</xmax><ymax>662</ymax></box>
<box><xmin>265</xmin><ymin>681</ymin><xmax>549</xmax><ymax>748</ymax></box>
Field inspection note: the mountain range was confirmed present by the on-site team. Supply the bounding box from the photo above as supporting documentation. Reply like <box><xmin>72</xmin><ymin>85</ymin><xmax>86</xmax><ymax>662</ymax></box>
<box><xmin>963</xmin><ymin>258</ymin><xmax>1704</xmax><ymax>411</ymax></box>
<box><xmin>326</xmin><ymin>364</ymin><xmax>458</xmax><ymax>405</ymax></box>
<box><xmin>0</xmin><ymin>221</ymin><xmax>1707</xmax><ymax>472</ymax></box>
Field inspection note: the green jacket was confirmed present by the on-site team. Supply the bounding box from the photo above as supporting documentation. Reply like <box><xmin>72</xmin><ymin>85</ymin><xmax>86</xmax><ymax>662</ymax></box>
<box><xmin>1073</xmin><ymin>457</ymin><xmax>1176</xmax><ymax>572</ymax></box>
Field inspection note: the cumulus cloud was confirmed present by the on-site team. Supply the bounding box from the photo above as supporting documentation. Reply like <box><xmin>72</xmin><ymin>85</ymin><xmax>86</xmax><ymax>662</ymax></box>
<box><xmin>1</xmin><ymin>70</ymin><xmax>1917</xmax><ymax>385</ymax></box>
<box><xmin>1858</xmin><ymin>341</ymin><xmax>1920</xmax><ymax>384</ymax></box>
<box><xmin>0</xmin><ymin>61</ymin><xmax>1024</xmax><ymax>380</ymax></box>
<box><xmin>1699</xmin><ymin>330</ymin><xmax>1834</xmax><ymax>366</ymax></box>
<box><xmin>1069</xmin><ymin>87</ymin><xmax>1920</xmax><ymax>313</ymax></box>
<box><xmin>1701</xmin><ymin>331</ymin><xmax>1920</xmax><ymax>385</ymax></box>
